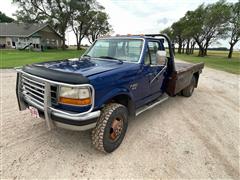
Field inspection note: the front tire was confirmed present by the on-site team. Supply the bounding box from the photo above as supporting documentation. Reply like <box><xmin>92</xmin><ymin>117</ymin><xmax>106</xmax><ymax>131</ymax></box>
<box><xmin>92</xmin><ymin>103</ymin><xmax>128</xmax><ymax>153</ymax></box>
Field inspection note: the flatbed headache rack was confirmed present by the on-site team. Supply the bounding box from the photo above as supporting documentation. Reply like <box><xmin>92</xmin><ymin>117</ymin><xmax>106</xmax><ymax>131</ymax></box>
<box><xmin>115</xmin><ymin>34</ymin><xmax>172</xmax><ymax>50</ymax></box>
<box><xmin>143</xmin><ymin>34</ymin><xmax>168</xmax><ymax>37</ymax></box>
<box><xmin>115</xmin><ymin>33</ymin><xmax>167</xmax><ymax>37</ymax></box>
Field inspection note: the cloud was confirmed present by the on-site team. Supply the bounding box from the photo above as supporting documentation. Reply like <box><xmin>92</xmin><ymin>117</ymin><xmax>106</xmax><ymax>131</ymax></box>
<box><xmin>157</xmin><ymin>18</ymin><xmax>169</xmax><ymax>25</ymax></box>
<box><xmin>99</xmin><ymin>0</ymin><xmax>199</xmax><ymax>34</ymax></box>
<box><xmin>110</xmin><ymin>0</ymin><xmax>172</xmax><ymax>18</ymax></box>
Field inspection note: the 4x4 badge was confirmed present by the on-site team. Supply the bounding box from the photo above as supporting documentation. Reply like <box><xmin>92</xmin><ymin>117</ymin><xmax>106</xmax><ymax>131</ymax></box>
<box><xmin>130</xmin><ymin>83</ymin><xmax>138</xmax><ymax>90</ymax></box>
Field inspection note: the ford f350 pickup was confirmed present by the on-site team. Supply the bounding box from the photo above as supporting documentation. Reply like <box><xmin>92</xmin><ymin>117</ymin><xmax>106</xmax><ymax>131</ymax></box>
<box><xmin>16</xmin><ymin>34</ymin><xmax>204</xmax><ymax>153</ymax></box>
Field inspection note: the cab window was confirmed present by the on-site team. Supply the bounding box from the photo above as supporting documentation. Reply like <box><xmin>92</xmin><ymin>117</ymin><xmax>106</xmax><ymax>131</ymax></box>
<box><xmin>144</xmin><ymin>41</ymin><xmax>160</xmax><ymax>65</ymax></box>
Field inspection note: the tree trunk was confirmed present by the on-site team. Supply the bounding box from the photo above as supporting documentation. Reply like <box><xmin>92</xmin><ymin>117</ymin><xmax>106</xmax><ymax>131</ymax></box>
<box><xmin>204</xmin><ymin>48</ymin><xmax>208</xmax><ymax>56</ymax></box>
<box><xmin>74</xmin><ymin>33</ymin><xmax>80</xmax><ymax>50</ymax></box>
<box><xmin>197</xmin><ymin>41</ymin><xmax>205</xmax><ymax>57</ymax></box>
<box><xmin>228</xmin><ymin>43</ymin><xmax>234</xmax><ymax>59</ymax></box>
<box><xmin>87</xmin><ymin>36</ymin><xmax>92</xmax><ymax>44</ymax></box>
<box><xmin>186</xmin><ymin>39</ymin><xmax>190</xmax><ymax>55</ymax></box>
<box><xmin>178</xmin><ymin>41</ymin><xmax>182</xmax><ymax>54</ymax></box>
<box><xmin>77</xmin><ymin>42</ymin><xmax>81</xmax><ymax>50</ymax></box>
<box><xmin>194</xmin><ymin>37</ymin><xmax>205</xmax><ymax>56</ymax></box>
<box><xmin>198</xmin><ymin>46</ymin><xmax>205</xmax><ymax>57</ymax></box>
<box><xmin>75</xmin><ymin>36</ymin><xmax>81</xmax><ymax>50</ymax></box>
<box><xmin>177</xmin><ymin>46</ymin><xmax>181</xmax><ymax>54</ymax></box>
<box><xmin>203</xmin><ymin>40</ymin><xmax>209</xmax><ymax>56</ymax></box>
<box><xmin>190</xmin><ymin>41</ymin><xmax>195</xmax><ymax>54</ymax></box>
<box><xmin>182</xmin><ymin>44</ymin><xmax>185</xmax><ymax>54</ymax></box>
<box><xmin>78</xmin><ymin>38</ymin><xmax>82</xmax><ymax>50</ymax></box>
<box><xmin>62</xmin><ymin>33</ymin><xmax>66</xmax><ymax>50</ymax></box>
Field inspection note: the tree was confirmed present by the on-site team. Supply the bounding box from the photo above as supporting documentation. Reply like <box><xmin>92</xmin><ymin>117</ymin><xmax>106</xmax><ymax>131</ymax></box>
<box><xmin>161</xmin><ymin>27</ymin><xmax>175</xmax><ymax>54</ymax></box>
<box><xmin>161</xmin><ymin>27</ymin><xmax>174</xmax><ymax>40</ymax></box>
<box><xmin>227</xmin><ymin>1</ymin><xmax>240</xmax><ymax>58</ymax></box>
<box><xmin>70</xmin><ymin>0</ymin><xmax>111</xmax><ymax>49</ymax></box>
<box><xmin>86</xmin><ymin>11</ymin><xmax>112</xmax><ymax>44</ymax></box>
<box><xmin>171</xmin><ymin>19</ymin><xmax>186</xmax><ymax>54</ymax></box>
<box><xmin>70</xmin><ymin>1</ymin><xmax>111</xmax><ymax>49</ymax></box>
<box><xmin>0</xmin><ymin>11</ymin><xmax>14</xmax><ymax>23</ymax></box>
<box><xmin>160</xmin><ymin>0</ymin><xmax>234</xmax><ymax>57</ymax></box>
<box><xmin>181</xmin><ymin>11</ymin><xmax>197</xmax><ymax>55</ymax></box>
<box><xmin>70</xmin><ymin>0</ymin><xmax>98</xmax><ymax>50</ymax></box>
<box><xmin>13</xmin><ymin>0</ymin><xmax>78</xmax><ymax>50</ymax></box>
<box><xmin>164</xmin><ymin>6</ymin><xmax>205</xmax><ymax>55</ymax></box>
<box><xmin>193</xmin><ymin>1</ymin><xmax>230</xmax><ymax>56</ymax></box>
<box><xmin>162</xmin><ymin>18</ymin><xmax>190</xmax><ymax>55</ymax></box>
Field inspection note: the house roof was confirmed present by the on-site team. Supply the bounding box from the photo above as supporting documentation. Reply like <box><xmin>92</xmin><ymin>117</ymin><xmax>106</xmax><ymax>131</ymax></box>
<box><xmin>0</xmin><ymin>23</ymin><xmax>62</xmax><ymax>38</ymax></box>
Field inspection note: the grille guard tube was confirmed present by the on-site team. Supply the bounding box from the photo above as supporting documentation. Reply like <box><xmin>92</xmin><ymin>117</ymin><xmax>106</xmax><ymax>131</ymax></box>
<box><xmin>16</xmin><ymin>69</ymin><xmax>97</xmax><ymax>130</ymax></box>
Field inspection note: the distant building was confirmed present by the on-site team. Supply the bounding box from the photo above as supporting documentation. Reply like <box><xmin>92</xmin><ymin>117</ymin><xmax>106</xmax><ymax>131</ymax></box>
<box><xmin>0</xmin><ymin>23</ymin><xmax>63</xmax><ymax>50</ymax></box>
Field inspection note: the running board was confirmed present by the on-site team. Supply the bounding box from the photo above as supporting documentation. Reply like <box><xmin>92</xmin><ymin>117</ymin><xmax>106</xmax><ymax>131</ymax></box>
<box><xmin>136</xmin><ymin>94</ymin><xmax>169</xmax><ymax>116</ymax></box>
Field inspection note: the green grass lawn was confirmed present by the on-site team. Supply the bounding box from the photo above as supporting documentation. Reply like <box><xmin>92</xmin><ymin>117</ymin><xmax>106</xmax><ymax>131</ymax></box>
<box><xmin>0</xmin><ymin>49</ymin><xmax>85</xmax><ymax>68</ymax></box>
<box><xmin>1</xmin><ymin>49</ymin><xmax>239</xmax><ymax>74</ymax></box>
<box><xmin>175</xmin><ymin>50</ymin><xmax>240</xmax><ymax>74</ymax></box>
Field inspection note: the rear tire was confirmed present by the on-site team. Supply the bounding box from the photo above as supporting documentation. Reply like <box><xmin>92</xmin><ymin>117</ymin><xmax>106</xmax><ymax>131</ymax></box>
<box><xmin>182</xmin><ymin>76</ymin><xmax>196</xmax><ymax>97</ymax></box>
<box><xmin>92</xmin><ymin>103</ymin><xmax>128</xmax><ymax>153</ymax></box>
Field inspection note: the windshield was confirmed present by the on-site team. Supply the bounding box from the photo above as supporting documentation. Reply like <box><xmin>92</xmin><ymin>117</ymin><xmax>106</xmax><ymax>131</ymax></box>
<box><xmin>85</xmin><ymin>38</ymin><xmax>143</xmax><ymax>63</ymax></box>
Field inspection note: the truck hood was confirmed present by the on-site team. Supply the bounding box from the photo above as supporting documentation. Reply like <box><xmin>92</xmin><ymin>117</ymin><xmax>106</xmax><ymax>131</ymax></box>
<box><xmin>34</xmin><ymin>58</ymin><xmax>130</xmax><ymax>77</ymax></box>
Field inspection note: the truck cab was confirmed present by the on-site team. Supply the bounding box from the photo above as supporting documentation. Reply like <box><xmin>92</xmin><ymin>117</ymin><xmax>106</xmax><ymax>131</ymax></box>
<box><xmin>16</xmin><ymin>34</ymin><xmax>204</xmax><ymax>153</ymax></box>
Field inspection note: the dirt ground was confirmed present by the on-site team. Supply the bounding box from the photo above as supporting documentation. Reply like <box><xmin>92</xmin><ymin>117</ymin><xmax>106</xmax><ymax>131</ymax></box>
<box><xmin>0</xmin><ymin>63</ymin><xmax>239</xmax><ymax>179</ymax></box>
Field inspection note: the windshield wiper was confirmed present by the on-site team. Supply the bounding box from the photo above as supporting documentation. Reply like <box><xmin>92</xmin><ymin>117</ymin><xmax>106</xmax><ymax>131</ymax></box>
<box><xmin>96</xmin><ymin>56</ymin><xmax>123</xmax><ymax>63</ymax></box>
<box><xmin>79</xmin><ymin>54</ymin><xmax>91</xmax><ymax>60</ymax></box>
<box><xmin>83</xmin><ymin>54</ymin><xmax>91</xmax><ymax>58</ymax></box>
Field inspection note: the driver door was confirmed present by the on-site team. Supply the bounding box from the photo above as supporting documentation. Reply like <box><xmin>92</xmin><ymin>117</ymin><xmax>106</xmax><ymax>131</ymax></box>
<box><xmin>144</xmin><ymin>41</ymin><xmax>167</xmax><ymax>99</ymax></box>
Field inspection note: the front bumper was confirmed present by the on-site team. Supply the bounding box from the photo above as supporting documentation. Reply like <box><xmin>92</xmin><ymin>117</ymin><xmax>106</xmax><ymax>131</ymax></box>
<box><xmin>16</xmin><ymin>69</ymin><xmax>100</xmax><ymax>131</ymax></box>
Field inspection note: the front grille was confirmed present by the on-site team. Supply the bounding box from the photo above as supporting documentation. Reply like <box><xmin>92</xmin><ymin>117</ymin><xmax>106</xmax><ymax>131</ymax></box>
<box><xmin>51</xmin><ymin>86</ymin><xmax>58</xmax><ymax>105</ymax></box>
<box><xmin>21</xmin><ymin>74</ymin><xmax>58</xmax><ymax>109</ymax></box>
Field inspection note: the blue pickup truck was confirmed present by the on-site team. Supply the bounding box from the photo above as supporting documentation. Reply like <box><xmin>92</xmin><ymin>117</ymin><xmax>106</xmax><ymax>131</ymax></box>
<box><xmin>16</xmin><ymin>34</ymin><xmax>204</xmax><ymax>153</ymax></box>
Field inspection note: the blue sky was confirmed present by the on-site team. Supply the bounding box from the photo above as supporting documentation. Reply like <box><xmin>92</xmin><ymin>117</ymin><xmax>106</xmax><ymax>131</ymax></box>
<box><xmin>1</xmin><ymin>0</ymin><xmax>239</xmax><ymax>48</ymax></box>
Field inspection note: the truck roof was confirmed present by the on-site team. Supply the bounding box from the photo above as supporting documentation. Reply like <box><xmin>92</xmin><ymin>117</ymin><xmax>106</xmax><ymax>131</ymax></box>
<box><xmin>99</xmin><ymin>35</ymin><xmax>164</xmax><ymax>41</ymax></box>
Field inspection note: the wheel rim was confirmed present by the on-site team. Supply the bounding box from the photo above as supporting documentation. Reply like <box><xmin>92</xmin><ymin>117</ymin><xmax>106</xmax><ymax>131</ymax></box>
<box><xmin>109</xmin><ymin>117</ymin><xmax>123</xmax><ymax>141</ymax></box>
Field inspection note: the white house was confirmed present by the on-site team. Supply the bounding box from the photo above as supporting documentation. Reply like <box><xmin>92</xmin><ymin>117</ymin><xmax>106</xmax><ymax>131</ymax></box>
<box><xmin>0</xmin><ymin>23</ymin><xmax>63</xmax><ymax>50</ymax></box>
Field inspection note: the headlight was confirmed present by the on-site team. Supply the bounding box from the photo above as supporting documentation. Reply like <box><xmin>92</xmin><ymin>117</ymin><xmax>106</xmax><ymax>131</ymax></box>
<box><xmin>59</xmin><ymin>86</ymin><xmax>91</xmax><ymax>106</ymax></box>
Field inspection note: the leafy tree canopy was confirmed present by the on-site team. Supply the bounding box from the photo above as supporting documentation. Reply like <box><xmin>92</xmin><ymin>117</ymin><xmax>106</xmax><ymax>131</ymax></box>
<box><xmin>0</xmin><ymin>11</ymin><xmax>14</xmax><ymax>23</ymax></box>
<box><xmin>12</xmin><ymin>0</ymin><xmax>112</xmax><ymax>50</ymax></box>
<box><xmin>161</xmin><ymin>0</ymin><xmax>236</xmax><ymax>57</ymax></box>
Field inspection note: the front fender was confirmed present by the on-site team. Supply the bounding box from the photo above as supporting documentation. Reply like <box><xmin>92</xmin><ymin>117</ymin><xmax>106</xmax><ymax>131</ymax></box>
<box><xmin>95</xmin><ymin>87</ymin><xmax>134</xmax><ymax>109</ymax></box>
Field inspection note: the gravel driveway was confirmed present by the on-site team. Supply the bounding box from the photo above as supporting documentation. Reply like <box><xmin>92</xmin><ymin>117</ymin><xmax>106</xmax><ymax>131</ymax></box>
<box><xmin>0</xmin><ymin>64</ymin><xmax>239</xmax><ymax>179</ymax></box>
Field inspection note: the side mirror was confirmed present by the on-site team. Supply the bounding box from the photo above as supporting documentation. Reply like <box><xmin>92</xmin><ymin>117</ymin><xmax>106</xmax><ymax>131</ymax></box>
<box><xmin>156</xmin><ymin>50</ymin><xmax>167</xmax><ymax>65</ymax></box>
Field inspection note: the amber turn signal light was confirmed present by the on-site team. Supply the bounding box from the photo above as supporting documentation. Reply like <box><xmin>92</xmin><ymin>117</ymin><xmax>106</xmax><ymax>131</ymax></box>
<box><xmin>59</xmin><ymin>97</ymin><xmax>91</xmax><ymax>106</ymax></box>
